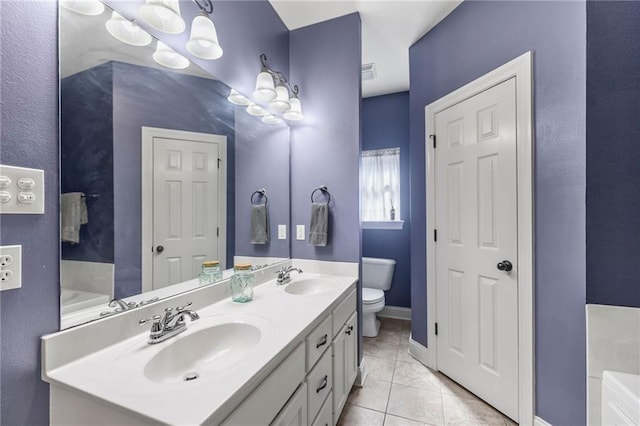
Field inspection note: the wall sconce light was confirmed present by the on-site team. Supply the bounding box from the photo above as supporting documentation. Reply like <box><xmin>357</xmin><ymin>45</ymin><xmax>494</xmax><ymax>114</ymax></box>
<box><xmin>252</xmin><ymin>54</ymin><xmax>304</xmax><ymax>122</ymax></box>
<box><xmin>139</xmin><ymin>0</ymin><xmax>185</xmax><ymax>34</ymax></box>
<box><xmin>105</xmin><ymin>12</ymin><xmax>152</xmax><ymax>47</ymax></box>
<box><xmin>246</xmin><ymin>103</ymin><xmax>267</xmax><ymax>117</ymax></box>
<box><xmin>186</xmin><ymin>0</ymin><xmax>223</xmax><ymax>60</ymax></box>
<box><xmin>60</xmin><ymin>0</ymin><xmax>105</xmax><ymax>16</ymax></box>
<box><xmin>262</xmin><ymin>114</ymin><xmax>283</xmax><ymax>125</ymax></box>
<box><xmin>153</xmin><ymin>41</ymin><xmax>189</xmax><ymax>69</ymax></box>
<box><xmin>227</xmin><ymin>89</ymin><xmax>251</xmax><ymax>106</ymax></box>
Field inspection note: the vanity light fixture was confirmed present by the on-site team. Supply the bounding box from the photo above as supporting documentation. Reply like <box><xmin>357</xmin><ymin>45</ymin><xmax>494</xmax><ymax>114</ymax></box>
<box><xmin>252</xmin><ymin>54</ymin><xmax>304</xmax><ymax>121</ymax></box>
<box><xmin>139</xmin><ymin>0</ymin><xmax>186</xmax><ymax>35</ymax></box>
<box><xmin>60</xmin><ymin>0</ymin><xmax>105</xmax><ymax>16</ymax></box>
<box><xmin>246</xmin><ymin>103</ymin><xmax>267</xmax><ymax>117</ymax></box>
<box><xmin>227</xmin><ymin>89</ymin><xmax>251</xmax><ymax>106</ymax></box>
<box><xmin>105</xmin><ymin>12</ymin><xmax>152</xmax><ymax>47</ymax></box>
<box><xmin>186</xmin><ymin>0</ymin><xmax>223</xmax><ymax>60</ymax></box>
<box><xmin>153</xmin><ymin>41</ymin><xmax>190</xmax><ymax>69</ymax></box>
<box><xmin>262</xmin><ymin>114</ymin><xmax>283</xmax><ymax>125</ymax></box>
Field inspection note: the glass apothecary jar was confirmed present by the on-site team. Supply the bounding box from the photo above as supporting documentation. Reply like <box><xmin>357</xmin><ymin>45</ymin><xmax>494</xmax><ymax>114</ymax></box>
<box><xmin>199</xmin><ymin>260</ymin><xmax>222</xmax><ymax>286</ymax></box>
<box><xmin>231</xmin><ymin>263</ymin><xmax>254</xmax><ymax>303</ymax></box>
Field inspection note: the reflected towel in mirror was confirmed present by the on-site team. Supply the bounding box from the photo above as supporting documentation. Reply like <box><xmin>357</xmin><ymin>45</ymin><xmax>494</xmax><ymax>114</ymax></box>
<box><xmin>309</xmin><ymin>202</ymin><xmax>328</xmax><ymax>246</ymax></box>
<box><xmin>250</xmin><ymin>204</ymin><xmax>269</xmax><ymax>244</ymax></box>
<box><xmin>61</xmin><ymin>192</ymin><xmax>88</xmax><ymax>244</ymax></box>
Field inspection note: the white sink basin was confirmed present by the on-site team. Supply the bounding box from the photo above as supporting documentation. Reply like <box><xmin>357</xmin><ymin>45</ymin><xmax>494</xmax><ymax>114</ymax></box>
<box><xmin>109</xmin><ymin>314</ymin><xmax>274</xmax><ymax>388</ymax></box>
<box><xmin>284</xmin><ymin>275</ymin><xmax>339</xmax><ymax>296</ymax></box>
<box><xmin>144</xmin><ymin>322</ymin><xmax>262</xmax><ymax>384</ymax></box>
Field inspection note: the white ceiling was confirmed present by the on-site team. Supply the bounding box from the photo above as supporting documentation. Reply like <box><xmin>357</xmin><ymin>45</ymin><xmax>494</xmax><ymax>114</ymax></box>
<box><xmin>269</xmin><ymin>0</ymin><xmax>463</xmax><ymax>98</ymax></box>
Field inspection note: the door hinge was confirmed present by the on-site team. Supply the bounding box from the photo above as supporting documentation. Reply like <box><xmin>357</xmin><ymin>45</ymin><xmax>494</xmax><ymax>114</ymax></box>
<box><xmin>435</xmin><ymin>322</ymin><xmax>438</xmax><ymax>336</ymax></box>
<box><xmin>434</xmin><ymin>229</ymin><xmax>437</xmax><ymax>242</ymax></box>
<box><xmin>429</xmin><ymin>134</ymin><xmax>436</xmax><ymax>148</ymax></box>
<box><xmin>217</xmin><ymin>227</ymin><xmax>220</xmax><ymax>237</ymax></box>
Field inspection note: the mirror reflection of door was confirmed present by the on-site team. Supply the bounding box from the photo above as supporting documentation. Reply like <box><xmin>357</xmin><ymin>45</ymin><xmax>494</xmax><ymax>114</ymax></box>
<box><xmin>142</xmin><ymin>127</ymin><xmax>227</xmax><ymax>291</ymax></box>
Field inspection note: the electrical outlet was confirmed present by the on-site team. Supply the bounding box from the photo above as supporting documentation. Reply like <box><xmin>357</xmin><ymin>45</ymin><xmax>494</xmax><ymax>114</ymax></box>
<box><xmin>0</xmin><ymin>245</ymin><xmax>21</xmax><ymax>291</ymax></box>
<box><xmin>278</xmin><ymin>225</ymin><xmax>287</xmax><ymax>240</ymax></box>
<box><xmin>296</xmin><ymin>225</ymin><xmax>305</xmax><ymax>241</ymax></box>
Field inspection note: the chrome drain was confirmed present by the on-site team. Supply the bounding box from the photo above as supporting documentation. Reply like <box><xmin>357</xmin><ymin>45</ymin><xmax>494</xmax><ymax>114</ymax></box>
<box><xmin>184</xmin><ymin>372</ymin><xmax>199</xmax><ymax>382</ymax></box>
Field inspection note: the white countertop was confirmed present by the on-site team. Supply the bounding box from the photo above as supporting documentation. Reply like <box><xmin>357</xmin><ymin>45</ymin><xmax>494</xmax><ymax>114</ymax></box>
<box><xmin>44</xmin><ymin>272</ymin><xmax>357</xmax><ymax>425</ymax></box>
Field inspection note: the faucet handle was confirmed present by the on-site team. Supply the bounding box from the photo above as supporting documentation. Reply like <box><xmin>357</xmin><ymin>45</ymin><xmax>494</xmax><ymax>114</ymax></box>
<box><xmin>139</xmin><ymin>315</ymin><xmax>162</xmax><ymax>333</ymax></box>
<box><xmin>176</xmin><ymin>302</ymin><xmax>193</xmax><ymax>312</ymax></box>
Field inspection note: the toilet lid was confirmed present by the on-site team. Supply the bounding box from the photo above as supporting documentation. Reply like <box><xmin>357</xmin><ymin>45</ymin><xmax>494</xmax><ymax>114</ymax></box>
<box><xmin>362</xmin><ymin>288</ymin><xmax>384</xmax><ymax>304</ymax></box>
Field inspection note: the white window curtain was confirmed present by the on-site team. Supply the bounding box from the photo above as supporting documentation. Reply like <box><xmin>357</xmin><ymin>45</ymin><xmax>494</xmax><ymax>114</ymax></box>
<box><xmin>361</xmin><ymin>148</ymin><xmax>400</xmax><ymax>221</ymax></box>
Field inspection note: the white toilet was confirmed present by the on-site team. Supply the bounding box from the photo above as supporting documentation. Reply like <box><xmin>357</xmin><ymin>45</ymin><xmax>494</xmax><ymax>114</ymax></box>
<box><xmin>362</xmin><ymin>257</ymin><xmax>396</xmax><ymax>337</ymax></box>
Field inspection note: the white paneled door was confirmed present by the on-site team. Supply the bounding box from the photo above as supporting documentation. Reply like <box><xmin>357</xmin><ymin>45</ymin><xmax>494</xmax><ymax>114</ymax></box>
<box><xmin>434</xmin><ymin>78</ymin><xmax>518</xmax><ymax>420</ymax></box>
<box><xmin>150</xmin><ymin>133</ymin><xmax>225</xmax><ymax>290</ymax></box>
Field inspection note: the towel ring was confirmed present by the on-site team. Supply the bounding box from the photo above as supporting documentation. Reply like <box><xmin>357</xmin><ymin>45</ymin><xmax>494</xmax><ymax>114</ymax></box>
<box><xmin>311</xmin><ymin>185</ymin><xmax>331</xmax><ymax>203</ymax></box>
<box><xmin>251</xmin><ymin>188</ymin><xmax>268</xmax><ymax>205</ymax></box>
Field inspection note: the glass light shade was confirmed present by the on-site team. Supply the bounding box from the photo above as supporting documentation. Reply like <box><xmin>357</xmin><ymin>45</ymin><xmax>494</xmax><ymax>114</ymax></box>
<box><xmin>283</xmin><ymin>96</ymin><xmax>304</xmax><ymax>121</ymax></box>
<box><xmin>262</xmin><ymin>115</ymin><xmax>283</xmax><ymax>125</ymax></box>
<box><xmin>186</xmin><ymin>13</ymin><xmax>223</xmax><ymax>60</ymax></box>
<box><xmin>227</xmin><ymin>89</ymin><xmax>251</xmax><ymax>106</ymax></box>
<box><xmin>246</xmin><ymin>103</ymin><xmax>267</xmax><ymax>117</ymax></box>
<box><xmin>269</xmin><ymin>85</ymin><xmax>291</xmax><ymax>112</ymax></box>
<box><xmin>106</xmin><ymin>12</ymin><xmax>152</xmax><ymax>47</ymax></box>
<box><xmin>153</xmin><ymin>42</ymin><xmax>189</xmax><ymax>69</ymax></box>
<box><xmin>253</xmin><ymin>72</ymin><xmax>276</xmax><ymax>102</ymax></box>
<box><xmin>60</xmin><ymin>0</ymin><xmax>105</xmax><ymax>15</ymax></box>
<box><xmin>139</xmin><ymin>0</ymin><xmax>185</xmax><ymax>34</ymax></box>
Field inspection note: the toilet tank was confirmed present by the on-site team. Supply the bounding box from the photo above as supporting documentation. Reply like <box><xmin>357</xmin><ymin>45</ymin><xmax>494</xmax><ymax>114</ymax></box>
<box><xmin>362</xmin><ymin>257</ymin><xmax>396</xmax><ymax>291</ymax></box>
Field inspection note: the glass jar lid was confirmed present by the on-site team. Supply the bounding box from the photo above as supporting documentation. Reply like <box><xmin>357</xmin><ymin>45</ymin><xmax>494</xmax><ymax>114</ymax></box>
<box><xmin>234</xmin><ymin>263</ymin><xmax>252</xmax><ymax>271</ymax></box>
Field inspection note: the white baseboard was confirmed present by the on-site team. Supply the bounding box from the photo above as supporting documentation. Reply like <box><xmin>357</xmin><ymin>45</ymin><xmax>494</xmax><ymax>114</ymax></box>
<box><xmin>534</xmin><ymin>416</ymin><xmax>552</xmax><ymax>426</ymax></box>
<box><xmin>355</xmin><ymin>358</ymin><xmax>367</xmax><ymax>387</ymax></box>
<box><xmin>378</xmin><ymin>306</ymin><xmax>411</xmax><ymax>320</ymax></box>
<box><xmin>408</xmin><ymin>336</ymin><xmax>436</xmax><ymax>369</ymax></box>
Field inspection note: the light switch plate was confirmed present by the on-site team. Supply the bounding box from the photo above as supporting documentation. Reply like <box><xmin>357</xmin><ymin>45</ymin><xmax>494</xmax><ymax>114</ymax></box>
<box><xmin>278</xmin><ymin>225</ymin><xmax>287</xmax><ymax>240</ymax></box>
<box><xmin>0</xmin><ymin>245</ymin><xmax>22</xmax><ymax>291</ymax></box>
<box><xmin>0</xmin><ymin>165</ymin><xmax>44</xmax><ymax>214</ymax></box>
<box><xmin>296</xmin><ymin>225</ymin><xmax>305</xmax><ymax>241</ymax></box>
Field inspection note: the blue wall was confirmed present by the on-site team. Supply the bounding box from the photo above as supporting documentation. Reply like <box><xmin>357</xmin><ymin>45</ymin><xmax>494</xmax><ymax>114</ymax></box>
<box><xmin>409</xmin><ymin>2</ymin><xmax>586</xmax><ymax>424</ymax></box>
<box><xmin>0</xmin><ymin>1</ymin><xmax>59</xmax><ymax>425</ymax></box>
<box><xmin>61</xmin><ymin>63</ymin><xmax>115</xmax><ymax>264</ymax></box>
<box><xmin>362</xmin><ymin>92</ymin><xmax>411</xmax><ymax>308</ymax></box>
<box><xmin>586</xmin><ymin>1</ymin><xmax>640</xmax><ymax>308</ymax></box>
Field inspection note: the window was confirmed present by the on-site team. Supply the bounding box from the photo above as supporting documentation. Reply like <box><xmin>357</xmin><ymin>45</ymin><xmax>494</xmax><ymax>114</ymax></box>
<box><xmin>361</xmin><ymin>148</ymin><xmax>401</xmax><ymax>226</ymax></box>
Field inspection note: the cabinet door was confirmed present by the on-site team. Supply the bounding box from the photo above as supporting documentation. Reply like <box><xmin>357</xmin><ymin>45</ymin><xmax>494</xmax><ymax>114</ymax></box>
<box><xmin>332</xmin><ymin>323</ymin><xmax>348</xmax><ymax>420</ymax></box>
<box><xmin>271</xmin><ymin>382</ymin><xmax>308</xmax><ymax>426</ymax></box>
<box><xmin>344</xmin><ymin>312</ymin><xmax>358</xmax><ymax>390</ymax></box>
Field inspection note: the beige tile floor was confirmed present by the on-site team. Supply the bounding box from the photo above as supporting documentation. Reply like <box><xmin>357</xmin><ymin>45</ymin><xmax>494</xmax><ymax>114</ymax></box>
<box><xmin>337</xmin><ymin>318</ymin><xmax>517</xmax><ymax>426</ymax></box>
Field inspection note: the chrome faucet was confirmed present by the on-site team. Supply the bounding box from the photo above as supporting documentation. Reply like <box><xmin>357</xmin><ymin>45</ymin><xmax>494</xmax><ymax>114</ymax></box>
<box><xmin>109</xmin><ymin>298</ymin><xmax>137</xmax><ymax>311</ymax></box>
<box><xmin>139</xmin><ymin>302</ymin><xmax>200</xmax><ymax>344</ymax></box>
<box><xmin>276</xmin><ymin>266</ymin><xmax>303</xmax><ymax>285</ymax></box>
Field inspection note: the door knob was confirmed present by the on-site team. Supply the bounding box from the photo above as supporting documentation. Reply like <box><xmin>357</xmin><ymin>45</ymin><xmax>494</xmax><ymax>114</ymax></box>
<box><xmin>497</xmin><ymin>260</ymin><xmax>513</xmax><ymax>272</ymax></box>
<box><xmin>156</xmin><ymin>245</ymin><xmax>164</xmax><ymax>254</ymax></box>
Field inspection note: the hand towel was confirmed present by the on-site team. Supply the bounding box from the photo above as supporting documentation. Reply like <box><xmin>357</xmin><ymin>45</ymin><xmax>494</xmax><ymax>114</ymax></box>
<box><xmin>250</xmin><ymin>203</ymin><xmax>269</xmax><ymax>244</ymax></box>
<box><xmin>61</xmin><ymin>192</ymin><xmax>88</xmax><ymax>244</ymax></box>
<box><xmin>309</xmin><ymin>202</ymin><xmax>329</xmax><ymax>246</ymax></box>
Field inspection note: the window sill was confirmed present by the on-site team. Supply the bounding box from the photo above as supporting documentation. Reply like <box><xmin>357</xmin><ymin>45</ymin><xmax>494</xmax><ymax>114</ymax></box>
<box><xmin>362</xmin><ymin>220</ymin><xmax>404</xmax><ymax>230</ymax></box>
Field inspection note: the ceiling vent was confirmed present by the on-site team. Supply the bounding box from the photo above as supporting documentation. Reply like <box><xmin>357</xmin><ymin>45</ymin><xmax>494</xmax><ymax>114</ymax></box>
<box><xmin>362</xmin><ymin>63</ymin><xmax>377</xmax><ymax>81</ymax></box>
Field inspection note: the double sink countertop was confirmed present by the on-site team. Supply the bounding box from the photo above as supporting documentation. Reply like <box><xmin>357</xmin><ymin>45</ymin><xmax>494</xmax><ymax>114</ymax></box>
<box><xmin>42</xmin><ymin>262</ymin><xmax>357</xmax><ymax>425</ymax></box>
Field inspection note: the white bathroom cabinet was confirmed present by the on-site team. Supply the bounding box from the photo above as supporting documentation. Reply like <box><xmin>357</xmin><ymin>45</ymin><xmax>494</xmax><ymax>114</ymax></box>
<box><xmin>332</xmin><ymin>312</ymin><xmax>358</xmax><ymax>418</ymax></box>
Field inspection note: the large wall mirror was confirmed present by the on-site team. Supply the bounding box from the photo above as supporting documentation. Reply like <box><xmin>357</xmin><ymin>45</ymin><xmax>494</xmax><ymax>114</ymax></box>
<box><xmin>59</xmin><ymin>0</ymin><xmax>290</xmax><ymax>329</ymax></box>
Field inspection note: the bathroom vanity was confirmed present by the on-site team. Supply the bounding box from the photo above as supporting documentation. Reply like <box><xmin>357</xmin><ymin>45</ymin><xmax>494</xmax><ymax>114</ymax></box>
<box><xmin>42</xmin><ymin>261</ymin><xmax>358</xmax><ymax>426</ymax></box>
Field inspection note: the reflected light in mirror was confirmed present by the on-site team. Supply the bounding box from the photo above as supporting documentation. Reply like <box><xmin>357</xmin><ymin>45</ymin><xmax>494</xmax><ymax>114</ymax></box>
<box><xmin>186</xmin><ymin>12</ymin><xmax>223</xmax><ymax>60</ymax></box>
<box><xmin>246</xmin><ymin>103</ymin><xmax>267</xmax><ymax>116</ymax></box>
<box><xmin>153</xmin><ymin>41</ymin><xmax>190</xmax><ymax>69</ymax></box>
<box><xmin>139</xmin><ymin>0</ymin><xmax>186</xmax><ymax>34</ymax></box>
<box><xmin>261</xmin><ymin>114</ymin><xmax>282</xmax><ymax>125</ymax></box>
<box><xmin>106</xmin><ymin>12</ymin><xmax>152</xmax><ymax>47</ymax></box>
<box><xmin>269</xmin><ymin>85</ymin><xmax>291</xmax><ymax>112</ymax></box>
<box><xmin>253</xmin><ymin>71</ymin><xmax>276</xmax><ymax>102</ymax></box>
<box><xmin>61</xmin><ymin>0</ymin><xmax>105</xmax><ymax>16</ymax></box>
<box><xmin>284</xmin><ymin>96</ymin><xmax>303</xmax><ymax>121</ymax></box>
<box><xmin>227</xmin><ymin>89</ymin><xmax>251</xmax><ymax>106</ymax></box>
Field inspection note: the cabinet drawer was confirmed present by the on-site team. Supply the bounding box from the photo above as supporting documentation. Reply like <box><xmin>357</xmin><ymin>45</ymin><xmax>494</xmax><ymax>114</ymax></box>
<box><xmin>306</xmin><ymin>348</ymin><xmax>332</xmax><ymax>425</ymax></box>
<box><xmin>311</xmin><ymin>391</ymin><xmax>333</xmax><ymax>426</ymax></box>
<box><xmin>306</xmin><ymin>314</ymin><xmax>332</xmax><ymax>371</ymax></box>
<box><xmin>222</xmin><ymin>343</ymin><xmax>305</xmax><ymax>426</ymax></box>
<box><xmin>332</xmin><ymin>288</ymin><xmax>356</xmax><ymax>338</ymax></box>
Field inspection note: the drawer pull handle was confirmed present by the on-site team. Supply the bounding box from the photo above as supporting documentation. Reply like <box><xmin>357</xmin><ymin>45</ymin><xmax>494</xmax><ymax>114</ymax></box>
<box><xmin>316</xmin><ymin>334</ymin><xmax>328</xmax><ymax>348</ymax></box>
<box><xmin>316</xmin><ymin>375</ymin><xmax>328</xmax><ymax>393</ymax></box>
